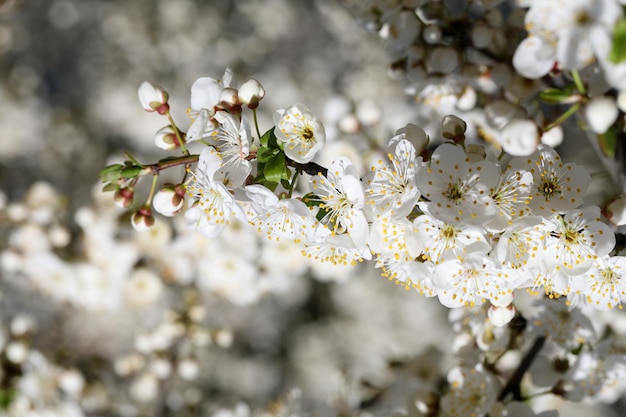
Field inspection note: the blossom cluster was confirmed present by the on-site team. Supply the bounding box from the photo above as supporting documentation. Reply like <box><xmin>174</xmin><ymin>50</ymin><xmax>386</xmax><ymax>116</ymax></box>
<box><xmin>124</xmin><ymin>70</ymin><xmax>626</xmax><ymax>324</ymax></box>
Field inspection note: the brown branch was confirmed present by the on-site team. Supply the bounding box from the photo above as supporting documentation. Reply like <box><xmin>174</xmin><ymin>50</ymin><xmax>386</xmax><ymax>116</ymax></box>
<box><xmin>497</xmin><ymin>336</ymin><xmax>546</xmax><ymax>401</ymax></box>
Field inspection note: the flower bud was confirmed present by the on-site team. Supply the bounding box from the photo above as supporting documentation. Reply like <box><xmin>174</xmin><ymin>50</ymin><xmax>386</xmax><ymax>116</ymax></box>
<box><xmin>131</xmin><ymin>206</ymin><xmax>155</xmax><ymax>231</ymax></box>
<box><xmin>540</xmin><ymin>125</ymin><xmax>563</xmax><ymax>147</ymax></box>
<box><xmin>441</xmin><ymin>114</ymin><xmax>467</xmax><ymax>140</ymax></box>
<box><xmin>585</xmin><ymin>97</ymin><xmax>618</xmax><ymax>134</ymax></box>
<box><xmin>219</xmin><ymin>87</ymin><xmax>241</xmax><ymax>114</ymax></box>
<box><xmin>499</xmin><ymin>119</ymin><xmax>539</xmax><ymax>156</ymax></box>
<box><xmin>488</xmin><ymin>304</ymin><xmax>516</xmax><ymax>327</ymax></box>
<box><xmin>138</xmin><ymin>81</ymin><xmax>169</xmax><ymax>115</ymax></box>
<box><xmin>154</xmin><ymin>125</ymin><xmax>180</xmax><ymax>150</ymax></box>
<box><xmin>238</xmin><ymin>78</ymin><xmax>265</xmax><ymax>109</ymax></box>
<box><xmin>605</xmin><ymin>194</ymin><xmax>626</xmax><ymax>226</ymax></box>
<box><xmin>114</xmin><ymin>187</ymin><xmax>134</xmax><ymax>208</ymax></box>
<box><xmin>153</xmin><ymin>184</ymin><xmax>185</xmax><ymax>217</ymax></box>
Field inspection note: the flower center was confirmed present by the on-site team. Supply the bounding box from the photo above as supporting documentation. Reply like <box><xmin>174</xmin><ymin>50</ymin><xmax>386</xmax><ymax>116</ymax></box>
<box><xmin>574</xmin><ymin>9</ymin><xmax>592</xmax><ymax>26</ymax></box>
<box><xmin>441</xmin><ymin>225</ymin><xmax>457</xmax><ymax>240</ymax></box>
<box><xmin>300</xmin><ymin>126</ymin><xmax>314</xmax><ymax>143</ymax></box>
<box><xmin>539</xmin><ymin>177</ymin><xmax>560</xmax><ymax>200</ymax></box>
<box><xmin>446</xmin><ymin>183</ymin><xmax>464</xmax><ymax>201</ymax></box>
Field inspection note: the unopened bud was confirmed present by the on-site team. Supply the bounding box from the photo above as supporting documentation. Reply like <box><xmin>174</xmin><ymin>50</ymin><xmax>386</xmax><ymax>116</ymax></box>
<box><xmin>585</xmin><ymin>97</ymin><xmax>618</xmax><ymax>134</ymax></box>
<box><xmin>114</xmin><ymin>188</ymin><xmax>134</xmax><ymax>208</ymax></box>
<box><xmin>238</xmin><ymin>78</ymin><xmax>265</xmax><ymax>109</ymax></box>
<box><xmin>153</xmin><ymin>184</ymin><xmax>185</xmax><ymax>217</ymax></box>
<box><xmin>131</xmin><ymin>206</ymin><xmax>155</xmax><ymax>231</ymax></box>
<box><xmin>488</xmin><ymin>304</ymin><xmax>516</xmax><ymax>327</ymax></box>
<box><xmin>154</xmin><ymin>125</ymin><xmax>180</xmax><ymax>150</ymax></box>
<box><xmin>540</xmin><ymin>125</ymin><xmax>563</xmax><ymax>147</ymax></box>
<box><xmin>219</xmin><ymin>87</ymin><xmax>241</xmax><ymax>113</ymax></box>
<box><xmin>500</xmin><ymin>119</ymin><xmax>539</xmax><ymax>156</ymax></box>
<box><xmin>605</xmin><ymin>194</ymin><xmax>626</xmax><ymax>226</ymax></box>
<box><xmin>138</xmin><ymin>81</ymin><xmax>169</xmax><ymax>115</ymax></box>
<box><xmin>442</xmin><ymin>115</ymin><xmax>467</xmax><ymax>141</ymax></box>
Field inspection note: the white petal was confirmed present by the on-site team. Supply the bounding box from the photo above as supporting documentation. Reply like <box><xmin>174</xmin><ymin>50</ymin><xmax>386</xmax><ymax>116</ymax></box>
<box><xmin>513</xmin><ymin>37</ymin><xmax>555</xmax><ymax>79</ymax></box>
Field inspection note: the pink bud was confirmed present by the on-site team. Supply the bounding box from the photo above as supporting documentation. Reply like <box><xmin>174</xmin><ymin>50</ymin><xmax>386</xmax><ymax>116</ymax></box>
<box><xmin>154</xmin><ymin>125</ymin><xmax>179</xmax><ymax>150</ymax></box>
<box><xmin>114</xmin><ymin>188</ymin><xmax>134</xmax><ymax>209</ymax></box>
<box><xmin>605</xmin><ymin>194</ymin><xmax>626</xmax><ymax>226</ymax></box>
<box><xmin>488</xmin><ymin>304</ymin><xmax>516</xmax><ymax>327</ymax></box>
<box><xmin>219</xmin><ymin>87</ymin><xmax>241</xmax><ymax>114</ymax></box>
<box><xmin>153</xmin><ymin>184</ymin><xmax>185</xmax><ymax>217</ymax></box>
<box><xmin>131</xmin><ymin>206</ymin><xmax>155</xmax><ymax>231</ymax></box>
<box><xmin>238</xmin><ymin>78</ymin><xmax>265</xmax><ymax>109</ymax></box>
<box><xmin>138</xmin><ymin>81</ymin><xmax>169</xmax><ymax>114</ymax></box>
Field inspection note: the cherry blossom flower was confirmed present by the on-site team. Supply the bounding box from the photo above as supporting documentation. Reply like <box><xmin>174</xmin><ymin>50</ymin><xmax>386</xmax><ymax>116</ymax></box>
<box><xmin>487</xmin><ymin>164</ymin><xmax>534</xmax><ymax>232</ymax></box>
<box><xmin>513</xmin><ymin>0</ymin><xmax>623</xmax><ymax>78</ymax></box>
<box><xmin>184</xmin><ymin>147</ymin><xmax>246</xmax><ymax>238</ymax></box>
<box><xmin>440</xmin><ymin>366</ymin><xmax>498</xmax><ymax>417</ymax></box>
<box><xmin>364</xmin><ymin>138</ymin><xmax>421</xmax><ymax>218</ymax></box>
<box><xmin>302</xmin><ymin>232</ymin><xmax>371</xmax><ymax>266</ymax></box>
<box><xmin>510</xmin><ymin>145</ymin><xmax>591</xmax><ymax>216</ymax></box>
<box><xmin>309</xmin><ymin>157</ymin><xmax>369</xmax><ymax>247</ymax></box>
<box><xmin>186</xmin><ymin>68</ymin><xmax>234</xmax><ymax>142</ymax></box>
<box><xmin>416</xmin><ymin>143</ymin><xmax>498</xmax><ymax>225</ymax></box>
<box><xmin>274</xmin><ymin>104</ymin><xmax>325</xmax><ymax>164</ymax></box>
<box><xmin>582</xmin><ymin>255</ymin><xmax>626</xmax><ymax>310</ymax></box>
<box><xmin>245</xmin><ymin>184</ymin><xmax>318</xmax><ymax>243</ymax></box>
<box><xmin>433</xmin><ymin>252</ymin><xmax>518</xmax><ymax>308</ymax></box>
<box><xmin>527</xmin><ymin>298</ymin><xmax>596</xmax><ymax>351</ymax></box>
<box><xmin>493</xmin><ymin>216</ymin><xmax>545</xmax><ymax>269</ymax></box>
<box><xmin>212</xmin><ymin>111</ymin><xmax>252</xmax><ymax>187</ymax></box>
<box><xmin>406</xmin><ymin>211</ymin><xmax>490</xmax><ymax>265</ymax></box>
<box><xmin>542</xmin><ymin>206</ymin><xmax>615</xmax><ymax>275</ymax></box>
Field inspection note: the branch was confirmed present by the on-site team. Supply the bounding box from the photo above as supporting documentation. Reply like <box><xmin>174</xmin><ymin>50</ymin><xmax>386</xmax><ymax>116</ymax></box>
<box><xmin>497</xmin><ymin>336</ymin><xmax>546</xmax><ymax>401</ymax></box>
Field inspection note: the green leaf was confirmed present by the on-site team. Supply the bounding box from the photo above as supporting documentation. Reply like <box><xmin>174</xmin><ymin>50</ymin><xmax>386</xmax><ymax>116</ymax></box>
<box><xmin>259</xmin><ymin>127</ymin><xmax>276</xmax><ymax>147</ymax></box>
<box><xmin>610</xmin><ymin>18</ymin><xmax>626</xmax><ymax>64</ymax></box>
<box><xmin>264</xmin><ymin>152</ymin><xmax>287</xmax><ymax>183</ymax></box>
<box><xmin>98</xmin><ymin>164</ymin><xmax>124</xmax><ymax>182</ymax></box>
<box><xmin>257</xmin><ymin>146</ymin><xmax>278</xmax><ymax>163</ymax></box>
<box><xmin>120</xmin><ymin>166</ymin><xmax>144</xmax><ymax>179</ymax></box>
<box><xmin>598</xmin><ymin>125</ymin><xmax>620</xmax><ymax>157</ymax></box>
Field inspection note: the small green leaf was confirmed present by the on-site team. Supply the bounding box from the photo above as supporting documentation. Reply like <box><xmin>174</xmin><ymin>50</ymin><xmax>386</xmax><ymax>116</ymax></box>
<box><xmin>610</xmin><ymin>18</ymin><xmax>626</xmax><ymax>64</ymax></box>
<box><xmin>98</xmin><ymin>164</ymin><xmax>124</xmax><ymax>182</ymax></box>
<box><xmin>259</xmin><ymin>127</ymin><xmax>276</xmax><ymax>147</ymax></box>
<box><xmin>598</xmin><ymin>125</ymin><xmax>620</xmax><ymax>157</ymax></box>
<box><xmin>264</xmin><ymin>152</ymin><xmax>286</xmax><ymax>183</ymax></box>
<box><xmin>257</xmin><ymin>146</ymin><xmax>278</xmax><ymax>163</ymax></box>
<box><xmin>120</xmin><ymin>166</ymin><xmax>144</xmax><ymax>179</ymax></box>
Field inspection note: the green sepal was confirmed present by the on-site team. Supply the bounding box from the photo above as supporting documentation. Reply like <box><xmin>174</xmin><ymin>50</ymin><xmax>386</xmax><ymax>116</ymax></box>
<box><xmin>102</xmin><ymin>182</ymin><xmax>119</xmax><ymax>192</ymax></box>
<box><xmin>610</xmin><ymin>18</ymin><xmax>626</xmax><ymax>64</ymax></box>
<box><xmin>598</xmin><ymin>125</ymin><xmax>620</xmax><ymax>158</ymax></box>
<box><xmin>538</xmin><ymin>86</ymin><xmax>575</xmax><ymax>104</ymax></box>
<box><xmin>99</xmin><ymin>164</ymin><xmax>124</xmax><ymax>182</ymax></box>
<box><xmin>120</xmin><ymin>166</ymin><xmax>144</xmax><ymax>179</ymax></box>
